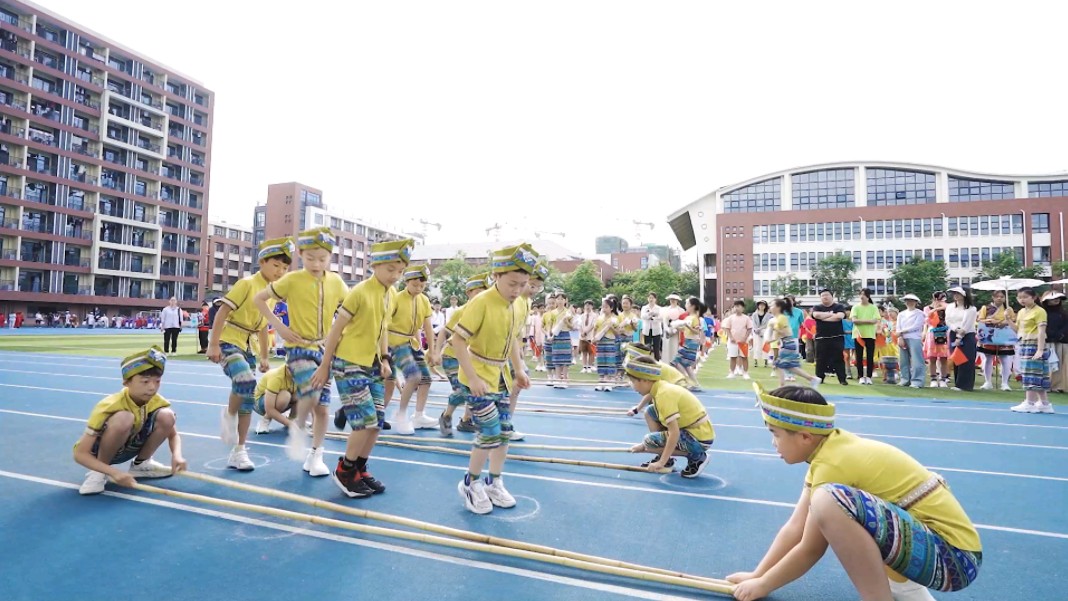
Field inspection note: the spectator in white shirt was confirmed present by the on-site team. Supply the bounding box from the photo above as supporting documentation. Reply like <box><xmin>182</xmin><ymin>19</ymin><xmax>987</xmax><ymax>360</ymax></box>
<box><xmin>160</xmin><ymin>297</ymin><xmax>182</xmax><ymax>354</ymax></box>
<box><xmin>895</xmin><ymin>294</ymin><xmax>927</xmax><ymax>388</ymax></box>
<box><xmin>640</xmin><ymin>293</ymin><xmax>664</xmax><ymax>360</ymax></box>
<box><xmin>946</xmin><ymin>286</ymin><xmax>978</xmax><ymax>391</ymax></box>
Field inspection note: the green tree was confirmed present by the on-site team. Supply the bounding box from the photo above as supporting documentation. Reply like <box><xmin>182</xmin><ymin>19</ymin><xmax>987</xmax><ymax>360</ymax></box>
<box><xmin>563</xmin><ymin>261</ymin><xmax>606</xmax><ymax>305</ymax></box>
<box><xmin>433</xmin><ymin>253</ymin><xmax>480</xmax><ymax>304</ymax></box>
<box><xmin>891</xmin><ymin>258</ymin><xmax>949</xmax><ymax>306</ymax></box>
<box><xmin>975</xmin><ymin>252</ymin><xmax>1046</xmax><ymax>281</ymax></box>
<box><xmin>1053</xmin><ymin>260</ymin><xmax>1068</xmax><ymax>281</ymax></box>
<box><xmin>771</xmin><ymin>274</ymin><xmax>809</xmax><ymax>297</ymax></box>
<box><xmin>633</xmin><ymin>264</ymin><xmax>680</xmax><ymax>302</ymax></box>
<box><xmin>812</xmin><ymin>252</ymin><xmax>858</xmax><ymax>303</ymax></box>
<box><xmin>677</xmin><ymin>264</ymin><xmax>700</xmax><ymax>299</ymax></box>
<box><xmin>607</xmin><ymin>271</ymin><xmax>640</xmax><ymax>299</ymax></box>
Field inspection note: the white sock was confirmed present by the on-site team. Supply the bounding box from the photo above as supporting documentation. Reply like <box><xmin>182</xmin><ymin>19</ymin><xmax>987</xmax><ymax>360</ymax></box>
<box><xmin>888</xmin><ymin>578</ymin><xmax>935</xmax><ymax>601</ymax></box>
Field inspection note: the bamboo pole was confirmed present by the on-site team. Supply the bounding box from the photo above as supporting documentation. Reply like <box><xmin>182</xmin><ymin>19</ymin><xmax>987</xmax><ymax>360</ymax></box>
<box><xmin>340</xmin><ymin>436</ymin><xmax>669</xmax><ymax>474</ymax></box>
<box><xmin>422</xmin><ymin>400</ymin><xmax>625</xmax><ymax>417</ymax></box>
<box><xmin>136</xmin><ymin>479</ymin><xmax>733</xmax><ymax>596</ymax></box>
<box><xmin>175</xmin><ymin>471</ymin><xmax>731</xmax><ymax>589</ymax></box>
<box><xmin>373</xmin><ymin>434</ymin><xmax>631</xmax><ymax>453</ymax></box>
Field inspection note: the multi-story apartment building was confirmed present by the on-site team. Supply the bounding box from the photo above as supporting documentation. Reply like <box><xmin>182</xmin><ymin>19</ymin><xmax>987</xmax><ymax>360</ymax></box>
<box><xmin>0</xmin><ymin>0</ymin><xmax>213</xmax><ymax>320</ymax></box>
<box><xmin>205</xmin><ymin>221</ymin><xmax>253</xmax><ymax>295</ymax></box>
<box><xmin>253</xmin><ymin>182</ymin><xmax>416</xmax><ymax>285</ymax></box>
<box><xmin>668</xmin><ymin>161</ymin><xmax>1066</xmax><ymax>310</ymax></box>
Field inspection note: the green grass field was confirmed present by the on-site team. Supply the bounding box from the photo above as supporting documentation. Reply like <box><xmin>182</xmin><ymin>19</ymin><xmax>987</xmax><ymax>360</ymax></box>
<box><xmin>0</xmin><ymin>331</ymin><xmax>1060</xmax><ymax>404</ymax></box>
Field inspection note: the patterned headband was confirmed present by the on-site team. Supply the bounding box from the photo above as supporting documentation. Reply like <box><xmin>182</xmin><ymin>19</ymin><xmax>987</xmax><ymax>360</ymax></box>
<box><xmin>753</xmin><ymin>383</ymin><xmax>835</xmax><ymax>435</ymax></box>
<box><xmin>121</xmin><ymin>346</ymin><xmax>167</xmax><ymax>380</ymax></box>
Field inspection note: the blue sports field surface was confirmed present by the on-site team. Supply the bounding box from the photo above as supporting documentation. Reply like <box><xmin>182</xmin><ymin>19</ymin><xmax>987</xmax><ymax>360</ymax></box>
<box><xmin>1</xmin><ymin>334</ymin><xmax>1065</xmax><ymax>600</ymax></box>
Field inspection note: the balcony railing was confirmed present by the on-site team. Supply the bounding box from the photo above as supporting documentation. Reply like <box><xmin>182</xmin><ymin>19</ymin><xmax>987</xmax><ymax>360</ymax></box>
<box><xmin>21</xmin><ymin>221</ymin><xmax>53</xmax><ymax>234</ymax></box>
<box><xmin>70</xmin><ymin>144</ymin><xmax>98</xmax><ymax>157</ymax></box>
<box><xmin>190</xmin><ymin>175</ymin><xmax>204</xmax><ymax>186</ymax></box>
<box><xmin>2</xmin><ymin>186</ymin><xmax>21</xmax><ymax>198</ymax></box>
<box><xmin>63</xmin><ymin>256</ymin><xmax>91</xmax><ymax>267</ymax></box>
<box><xmin>27</xmin><ymin>131</ymin><xmax>58</xmax><ymax>147</ymax></box>
<box><xmin>74</xmin><ymin>95</ymin><xmax>100</xmax><ymax>109</ymax></box>
<box><xmin>3</xmin><ymin>153</ymin><xmax>24</xmax><ymax>167</ymax></box>
<box><xmin>100</xmin><ymin>179</ymin><xmax>122</xmax><ymax>191</ymax></box>
<box><xmin>190</xmin><ymin>155</ymin><xmax>204</xmax><ymax>166</ymax></box>
<box><xmin>0</xmin><ymin>248</ymin><xmax>15</xmax><ymax>259</ymax></box>
<box><xmin>160</xmin><ymin>265</ymin><xmax>176</xmax><ymax>275</ymax></box>
<box><xmin>0</xmin><ymin>218</ymin><xmax>17</xmax><ymax>229</ymax></box>
<box><xmin>23</xmin><ymin>192</ymin><xmax>55</xmax><ymax>205</ymax></box>
<box><xmin>136</xmin><ymin>140</ymin><xmax>161</xmax><ymax>153</ymax></box>
<box><xmin>0</xmin><ymin>279</ymin><xmax>13</xmax><ymax>290</ymax></box>
<box><xmin>140</xmin><ymin>95</ymin><xmax>163</xmax><ymax>110</ymax></box>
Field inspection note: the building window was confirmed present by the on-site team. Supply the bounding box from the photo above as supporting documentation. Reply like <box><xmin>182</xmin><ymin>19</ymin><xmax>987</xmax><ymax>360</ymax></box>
<box><xmin>723</xmin><ymin>177</ymin><xmax>781</xmax><ymax>213</ymax></box>
<box><xmin>948</xmin><ymin>176</ymin><xmax>1015</xmax><ymax>202</ymax></box>
<box><xmin>792</xmin><ymin>169</ymin><xmax>854</xmax><ymax>210</ymax></box>
<box><xmin>1028</xmin><ymin>181</ymin><xmax>1068</xmax><ymax>198</ymax></box>
<box><xmin>255</xmin><ymin>211</ymin><xmax>265</xmax><ymax>227</ymax></box>
<box><xmin>314</xmin><ymin>213</ymin><xmax>324</xmax><ymax>226</ymax></box>
<box><xmin>1033</xmin><ymin>246</ymin><xmax>1052</xmax><ymax>265</ymax></box>
<box><xmin>1032</xmin><ymin>213</ymin><xmax>1050</xmax><ymax>233</ymax></box>
<box><xmin>866</xmin><ymin>168</ymin><xmax>936</xmax><ymax>206</ymax></box>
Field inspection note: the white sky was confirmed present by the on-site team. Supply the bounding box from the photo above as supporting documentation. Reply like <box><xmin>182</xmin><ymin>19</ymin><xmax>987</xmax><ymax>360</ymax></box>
<box><xmin>40</xmin><ymin>1</ymin><xmax>1068</xmax><ymax>259</ymax></box>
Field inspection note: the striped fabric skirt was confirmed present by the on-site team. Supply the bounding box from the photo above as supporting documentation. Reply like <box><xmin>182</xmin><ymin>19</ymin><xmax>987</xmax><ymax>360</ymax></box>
<box><xmin>1018</xmin><ymin>341</ymin><xmax>1050</xmax><ymax>391</ymax></box>
<box><xmin>774</xmin><ymin>336</ymin><xmax>802</xmax><ymax>370</ymax></box>
<box><xmin>672</xmin><ymin>338</ymin><xmax>700</xmax><ymax>370</ymax></box>
<box><xmin>821</xmin><ymin>483</ymin><xmax>981</xmax><ymax>592</ymax></box>
<box><xmin>548</xmin><ymin>332</ymin><xmax>573</xmax><ymax>369</ymax></box>
<box><xmin>596</xmin><ymin>337</ymin><xmax>620</xmax><ymax>376</ymax></box>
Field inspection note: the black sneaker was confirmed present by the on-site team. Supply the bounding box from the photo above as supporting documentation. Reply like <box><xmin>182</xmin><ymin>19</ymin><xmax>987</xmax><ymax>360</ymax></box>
<box><xmin>332</xmin><ymin>459</ymin><xmax>372</xmax><ymax>498</ymax></box>
<box><xmin>681</xmin><ymin>455</ymin><xmax>711</xmax><ymax>479</ymax></box>
<box><xmin>640</xmin><ymin>457</ymin><xmax>675</xmax><ymax>468</ymax></box>
<box><xmin>334</xmin><ymin>408</ymin><xmax>347</xmax><ymax>431</ymax></box>
<box><xmin>438</xmin><ymin>412</ymin><xmax>453</xmax><ymax>437</ymax></box>
<box><xmin>361</xmin><ymin>472</ymin><xmax>386</xmax><ymax>494</ymax></box>
<box><xmin>456</xmin><ymin>419</ymin><xmax>477</xmax><ymax>433</ymax></box>
<box><xmin>382</xmin><ymin>421</ymin><xmax>392</xmax><ymax>430</ymax></box>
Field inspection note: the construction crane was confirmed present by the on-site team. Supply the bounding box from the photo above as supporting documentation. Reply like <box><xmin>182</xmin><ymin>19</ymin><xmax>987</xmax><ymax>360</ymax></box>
<box><xmin>633</xmin><ymin>220</ymin><xmax>654</xmax><ymax>245</ymax></box>
<box><xmin>535</xmin><ymin>231</ymin><xmax>566</xmax><ymax>240</ymax></box>
<box><xmin>485</xmin><ymin>223</ymin><xmax>504</xmax><ymax>242</ymax></box>
<box><xmin>417</xmin><ymin>219</ymin><xmax>441</xmax><ymax>242</ymax></box>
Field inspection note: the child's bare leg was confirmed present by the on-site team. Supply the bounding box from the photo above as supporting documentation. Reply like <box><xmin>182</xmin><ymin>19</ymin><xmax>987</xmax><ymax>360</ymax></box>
<box><xmin>136</xmin><ymin>409</ymin><xmax>176</xmax><ymax>459</ymax></box>
<box><xmin>95</xmin><ymin>411</ymin><xmax>135</xmax><ymax>463</ymax></box>
<box><xmin>809</xmin><ymin>488</ymin><xmax>893</xmax><ymax>601</ymax></box>
<box><xmin>312</xmin><ymin>404</ymin><xmax>328</xmax><ymax>448</ymax></box>
<box><xmin>414</xmin><ymin>383</ymin><xmax>430</xmax><ymax>414</ymax></box>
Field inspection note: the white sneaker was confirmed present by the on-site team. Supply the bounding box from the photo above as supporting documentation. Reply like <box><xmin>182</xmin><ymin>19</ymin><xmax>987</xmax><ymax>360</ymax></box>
<box><xmin>742</xmin><ymin>373</ymin><xmax>751</xmax><ymax>380</ymax></box>
<box><xmin>254</xmin><ymin>415</ymin><xmax>272</xmax><ymax>434</ymax></box>
<box><xmin>938</xmin><ymin>380</ymin><xmax>948</xmax><ymax>388</ymax></box>
<box><xmin>228</xmin><ymin>445</ymin><xmax>255</xmax><ymax>471</ymax></box>
<box><xmin>303</xmin><ymin>447</ymin><xmax>329</xmax><ymax>477</ymax></box>
<box><xmin>1035</xmin><ymin>403</ymin><xmax>1055</xmax><ymax>414</ymax></box>
<box><xmin>411</xmin><ymin>413</ymin><xmax>438</xmax><ymax>430</ymax></box>
<box><xmin>128</xmin><ymin>458</ymin><xmax>172</xmax><ymax>479</ymax></box>
<box><xmin>1010</xmin><ymin>401</ymin><xmax>1037</xmax><ymax>413</ymax></box>
<box><xmin>889</xmin><ymin>578</ymin><xmax>936</xmax><ymax>601</ymax></box>
<box><xmin>79</xmin><ymin>471</ymin><xmax>108</xmax><ymax>495</ymax></box>
<box><xmin>285</xmin><ymin>423</ymin><xmax>307</xmax><ymax>460</ymax></box>
<box><xmin>928</xmin><ymin>381</ymin><xmax>939</xmax><ymax>388</ymax></box>
<box><xmin>809</xmin><ymin>377</ymin><xmax>822</xmax><ymax>389</ymax></box>
<box><xmin>393</xmin><ymin>417</ymin><xmax>415</xmax><ymax>435</ymax></box>
<box><xmin>979</xmin><ymin>382</ymin><xmax>993</xmax><ymax>390</ymax></box>
<box><xmin>508</xmin><ymin>430</ymin><xmax>525</xmax><ymax>441</ymax></box>
<box><xmin>1001</xmin><ymin>383</ymin><xmax>1012</xmax><ymax>391</ymax></box>
<box><xmin>458</xmin><ymin>478</ymin><xmax>493</xmax><ymax>514</ymax></box>
<box><xmin>484</xmin><ymin>476</ymin><xmax>516</xmax><ymax>508</ymax></box>
<box><xmin>220</xmin><ymin>408</ymin><xmax>238</xmax><ymax>446</ymax></box>
<box><xmin>725</xmin><ymin>373</ymin><xmax>737</xmax><ymax>380</ymax></box>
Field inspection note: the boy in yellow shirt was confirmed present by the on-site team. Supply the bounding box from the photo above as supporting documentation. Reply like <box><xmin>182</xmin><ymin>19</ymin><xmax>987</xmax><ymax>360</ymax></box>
<box><xmin>254</xmin><ymin>227</ymin><xmax>348</xmax><ymax>477</ymax></box>
<box><xmin>729</xmin><ymin>384</ymin><xmax>982</xmax><ymax>601</ymax></box>
<box><xmin>314</xmin><ymin>239</ymin><xmax>411</xmax><ymax>497</ymax></box>
<box><xmin>74</xmin><ymin>347</ymin><xmax>186</xmax><ymax>494</ymax></box>
<box><xmin>434</xmin><ymin>271</ymin><xmax>489</xmax><ymax>436</ymax></box>
<box><xmin>252</xmin><ymin>365</ymin><xmax>297</xmax><ymax>434</ymax></box>
<box><xmin>505</xmin><ymin>252</ymin><xmax>549</xmax><ymax>441</ymax></box>
<box><xmin>384</xmin><ymin>263</ymin><xmax>437</xmax><ymax>435</ymax></box>
<box><xmin>624</xmin><ymin>356</ymin><xmax>714</xmax><ymax>478</ymax></box>
<box><xmin>452</xmin><ymin>244</ymin><xmax>535</xmax><ymax>514</ymax></box>
<box><xmin>208</xmin><ymin>236</ymin><xmax>294</xmax><ymax>471</ymax></box>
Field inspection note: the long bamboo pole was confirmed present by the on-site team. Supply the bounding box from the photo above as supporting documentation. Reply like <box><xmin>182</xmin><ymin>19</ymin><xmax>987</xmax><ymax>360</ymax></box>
<box><xmin>135</xmin><ymin>479</ymin><xmax>733</xmax><ymax>596</ymax></box>
<box><xmin>374</xmin><ymin>434</ymin><xmax>630</xmax><ymax>453</ymax></box>
<box><xmin>175</xmin><ymin>471</ymin><xmax>731</xmax><ymax>589</ymax></box>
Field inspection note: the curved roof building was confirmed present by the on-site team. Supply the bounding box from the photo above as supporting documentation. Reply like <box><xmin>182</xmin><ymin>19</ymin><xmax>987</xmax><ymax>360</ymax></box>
<box><xmin>667</xmin><ymin>161</ymin><xmax>1067</xmax><ymax>309</ymax></box>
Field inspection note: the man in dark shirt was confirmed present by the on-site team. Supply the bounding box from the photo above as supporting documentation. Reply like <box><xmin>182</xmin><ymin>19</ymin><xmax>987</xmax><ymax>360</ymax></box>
<box><xmin>811</xmin><ymin>289</ymin><xmax>848</xmax><ymax>385</ymax></box>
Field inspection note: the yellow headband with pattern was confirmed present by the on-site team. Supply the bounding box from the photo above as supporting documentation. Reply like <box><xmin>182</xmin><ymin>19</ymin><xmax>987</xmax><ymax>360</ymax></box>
<box><xmin>121</xmin><ymin>346</ymin><xmax>167</xmax><ymax>380</ymax></box>
<box><xmin>753</xmin><ymin>383</ymin><xmax>835</xmax><ymax>435</ymax></box>
<box><xmin>258</xmin><ymin>236</ymin><xmax>295</xmax><ymax>262</ymax></box>
<box><xmin>466</xmin><ymin>272</ymin><xmax>490</xmax><ymax>292</ymax></box>
<box><xmin>297</xmin><ymin>227</ymin><xmax>335</xmax><ymax>252</ymax></box>
<box><xmin>491</xmin><ymin>244</ymin><xmax>537</xmax><ymax>275</ymax></box>
<box><xmin>370</xmin><ymin>238</ymin><xmax>414</xmax><ymax>266</ymax></box>
<box><xmin>404</xmin><ymin>263</ymin><xmax>430</xmax><ymax>281</ymax></box>
<box><xmin>623</xmin><ymin>344</ymin><xmax>653</xmax><ymax>362</ymax></box>
<box><xmin>625</xmin><ymin>359</ymin><xmax>661</xmax><ymax>381</ymax></box>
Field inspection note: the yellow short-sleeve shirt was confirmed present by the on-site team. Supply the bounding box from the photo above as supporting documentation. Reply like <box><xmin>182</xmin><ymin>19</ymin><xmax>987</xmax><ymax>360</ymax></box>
<box><xmin>267</xmin><ymin>270</ymin><xmax>349</xmax><ymax>349</ymax></box>
<box><xmin>387</xmin><ymin>289</ymin><xmax>432</xmax><ymax>349</ymax></box>
<box><xmin>336</xmin><ymin>276</ymin><xmax>395</xmax><ymax>366</ymax></box>
<box><xmin>442</xmin><ymin>305</ymin><xmax>467</xmax><ymax>360</ymax></box>
<box><xmin>75</xmin><ymin>390</ymin><xmax>170</xmax><ymax>450</ymax></box>
<box><xmin>254</xmin><ymin>365</ymin><xmax>294</xmax><ymax>399</ymax></box>
<box><xmin>219</xmin><ymin>272</ymin><xmax>271</xmax><ymax>348</ymax></box>
<box><xmin>1016</xmin><ymin>306</ymin><xmax>1047</xmax><ymax>339</ymax></box>
<box><xmin>454</xmin><ymin>287</ymin><xmax>519</xmax><ymax>394</ymax></box>
<box><xmin>541</xmin><ymin>308</ymin><xmax>557</xmax><ymax>333</ymax></box>
<box><xmin>805</xmin><ymin>429</ymin><xmax>981</xmax><ymax>552</ymax></box>
<box><xmin>658</xmin><ymin>362</ymin><xmax>688</xmax><ymax>387</ymax></box>
<box><xmin>618</xmin><ymin>310</ymin><xmax>639</xmax><ymax>337</ymax></box>
<box><xmin>650</xmin><ymin>381</ymin><xmax>714</xmax><ymax>441</ymax></box>
<box><xmin>594</xmin><ymin>314</ymin><xmax>617</xmax><ymax>339</ymax></box>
